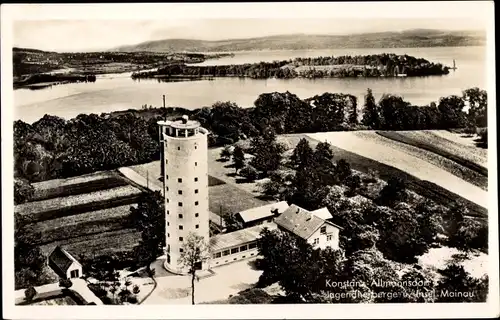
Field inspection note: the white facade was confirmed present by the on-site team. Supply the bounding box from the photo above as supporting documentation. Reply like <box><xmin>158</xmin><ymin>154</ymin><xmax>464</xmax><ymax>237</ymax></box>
<box><xmin>66</xmin><ymin>262</ymin><xmax>83</xmax><ymax>279</ymax></box>
<box><xmin>158</xmin><ymin>116</ymin><xmax>210</xmax><ymax>274</ymax></box>
<box><xmin>306</xmin><ymin>222</ymin><xmax>340</xmax><ymax>250</ymax></box>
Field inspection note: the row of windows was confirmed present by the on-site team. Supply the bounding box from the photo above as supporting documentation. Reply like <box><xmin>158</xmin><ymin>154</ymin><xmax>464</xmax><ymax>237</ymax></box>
<box><xmin>312</xmin><ymin>235</ymin><xmax>333</xmax><ymax>245</ymax></box>
<box><xmin>165</xmin><ymin>176</ymin><xmax>199</xmax><ymax>182</ymax></box>
<box><xmin>165</xmin><ymin>160</ymin><xmax>198</xmax><ymax>166</ymax></box>
<box><xmin>167</xmin><ymin>211</ymin><xmax>200</xmax><ymax>218</ymax></box>
<box><xmin>165</xmin><ymin>189</ymin><xmax>200</xmax><ymax>194</ymax></box>
<box><xmin>212</xmin><ymin>242</ymin><xmax>258</xmax><ymax>259</ymax></box>
<box><xmin>165</xmin><ymin>200</ymin><xmax>200</xmax><ymax>206</ymax></box>
<box><xmin>173</xmin><ymin>146</ymin><xmax>198</xmax><ymax>150</ymax></box>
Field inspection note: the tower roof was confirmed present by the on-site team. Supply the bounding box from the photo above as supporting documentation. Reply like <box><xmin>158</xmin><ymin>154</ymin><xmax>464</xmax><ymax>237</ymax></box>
<box><xmin>169</xmin><ymin>115</ymin><xmax>200</xmax><ymax>130</ymax></box>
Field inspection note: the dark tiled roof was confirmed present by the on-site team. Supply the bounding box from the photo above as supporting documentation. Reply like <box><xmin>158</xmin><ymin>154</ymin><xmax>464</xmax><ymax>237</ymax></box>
<box><xmin>274</xmin><ymin>204</ymin><xmax>326</xmax><ymax>240</ymax></box>
<box><xmin>48</xmin><ymin>246</ymin><xmax>79</xmax><ymax>277</ymax></box>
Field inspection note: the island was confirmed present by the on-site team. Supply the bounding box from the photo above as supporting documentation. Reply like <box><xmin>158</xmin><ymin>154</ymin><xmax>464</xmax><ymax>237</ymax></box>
<box><xmin>131</xmin><ymin>54</ymin><xmax>450</xmax><ymax>80</ymax></box>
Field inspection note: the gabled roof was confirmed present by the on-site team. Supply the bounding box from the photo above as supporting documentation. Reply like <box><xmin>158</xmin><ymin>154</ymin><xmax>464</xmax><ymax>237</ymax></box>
<box><xmin>237</xmin><ymin>201</ymin><xmax>289</xmax><ymax>223</ymax></box>
<box><xmin>274</xmin><ymin>204</ymin><xmax>327</xmax><ymax>240</ymax></box>
<box><xmin>310</xmin><ymin>207</ymin><xmax>333</xmax><ymax>220</ymax></box>
<box><xmin>48</xmin><ymin>246</ymin><xmax>80</xmax><ymax>277</ymax></box>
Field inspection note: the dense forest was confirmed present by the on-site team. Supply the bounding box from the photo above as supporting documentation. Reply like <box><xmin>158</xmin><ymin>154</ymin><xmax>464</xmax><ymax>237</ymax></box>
<box><xmin>131</xmin><ymin>54</ymin><xmax>449</xmax><ymax>80</ymax></box>
<box><xmin>13</xmin><ymin>87</ymin><xmax>486</xmax><ymax>184</ymax></box>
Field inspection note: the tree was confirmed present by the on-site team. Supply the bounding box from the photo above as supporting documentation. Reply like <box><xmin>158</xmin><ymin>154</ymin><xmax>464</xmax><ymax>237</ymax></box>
<box><xmin>436</xmin><ymin>264</ymin><xmax>488</xmax><ymax>302</ymax></box>
<box><xmin>132</xmin><ymin>285</ymin><xmax>140</xmax><ymax>295</ymax></box>
<box><xmin>24</xmin><ymin>286</ymin><xmax>37</xmax><ymax>301</ymax></box>
<box><xmin>290</xmin><ymin>138</ymin><xmax>314</xmax><ymax>169</ymax></box>
<box><xmin>15</xmin><ymin>213</ymin><xmax>47</xmax><ymax>289</ymax></box>
<box><xmin>449</xmin><ymin>219</ymin><xmax>488</xmax><ymax>253</ymax></box>
<box><xmin>377</xmin><ymin>177</ymin><xmax>407</xmax><ymax>207</ymax></box>
<box><xmin>335</xmin><ymin>159</ymin><xmax>352</xmax><ymax>183</ymax></box>
<box><xmin>219</xmin><ymin>145</ymin><xmax>232</xmax><ymax>161</ymax></box>
<box><xmin>178</xmin><ymin>233</ymin><xmax>210</xmax><ymax>305</ymax></box>
<box><xmin>59</xmin><ymin>278</ymin><xmax>73</xmax><ymax>289</ymax></box>
<box><xmin>463</xmin><ymin>87</ymin><xmax>487</xmax><ymax>127</ymax></box>
<box><xmin>232</xmin><ymin>145</ymin><xmax>245</xmax><ymax>174</ymax></box>
<box><xmin>250</xmin><ymin>127</ymin><xmax>285</xmax><ymax>176</ymax></box>
<box><xmin>130</xmin><ymin>191</ymin><xmax>165</xmax><ymax>266</ymax></box>
<box><xmin>239</xmin><ymin>164</ymin><xmax>259</xmax><ymax>181</ymax></box>
<box><xmin>14</xmin><ymin>179</ymin><xmax>34</xmax><ymax>205</ymax></box>
<box><xmin>344</xmin><ymin>174</ymin><xmax>362</xmax><ymax>197</ymax></box>
<box><xmin>361</xmin><ymin>88</ymin><xmax>381</xmax><ymax>129</ymax></box>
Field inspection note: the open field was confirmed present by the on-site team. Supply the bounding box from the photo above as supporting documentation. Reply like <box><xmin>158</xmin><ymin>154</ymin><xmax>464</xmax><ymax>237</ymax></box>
<box><xmin>276</xmin><ymin>134</ymin><xmax>486</xmax><ymax>217</ymax></box>
<box><xmin>16</xmin><ymin>185</ymin><xmax>142</xmax><ymax>223</ymax></box>
<box><xmin>354</xmin><ymin>131</ymin><xmax>487</xmax><ymax>190</ymax></box>
<box><xmin>32</xmin><ymin>204</ymin><xmax>135</xmax><ymax>245</ymax></box>
<box><xmin>40</xmin><ymin>228</ymin><xmax>141</xmax><ymax>260</ymax></box>
<box><xmin>432</xmin><ymin>130</ymin><xmax>488</xmax><ymax>149</ymax></box>
<box><xmin>308</xmin><ymin>131</ymin><xmax>487</xmax><ymax>210</ymax></box>
<box><xmin>377</xmin><ymin>131</ymin><xmax>487</xmax><ymax>175</ymax></box>
<box><xmin>209</xmin><ymin>184</ymin><xmax>270</xmax><ymax>215</ymax></box>
<box><xmin>32</xmin><ymin>171</ymin><xmax>129</xmax><ymax>201</ymax></box>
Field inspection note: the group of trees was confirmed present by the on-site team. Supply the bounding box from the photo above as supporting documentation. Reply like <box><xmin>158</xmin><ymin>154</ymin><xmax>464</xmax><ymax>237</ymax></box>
<box><xmin>14</xmin><ymin>113</ymin><xmax>160</xmax><ymax>182</ymax></box>
<box><xmin>256</xmin><ymin>228</ymin><xmax>488</xmax><ymax>303</ymax></box>
<box><xmin>361</xmin><ymin>87</ymin><xmax>487</xmax><ymax>131</ymax></box>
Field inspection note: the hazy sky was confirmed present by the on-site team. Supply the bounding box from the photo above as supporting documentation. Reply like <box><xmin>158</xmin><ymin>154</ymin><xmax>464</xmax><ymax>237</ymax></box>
<box><xmin>9</xmin><ymin>2</ymin><xmax>490</xmax><ymax>52</ymax></box>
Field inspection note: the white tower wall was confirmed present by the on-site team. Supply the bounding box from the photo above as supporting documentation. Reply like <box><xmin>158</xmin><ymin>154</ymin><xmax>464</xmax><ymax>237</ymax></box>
<box><xmin>158</xmin><ymin>117</ymin><xmax>209</xmax><ymax>274</ymax></box>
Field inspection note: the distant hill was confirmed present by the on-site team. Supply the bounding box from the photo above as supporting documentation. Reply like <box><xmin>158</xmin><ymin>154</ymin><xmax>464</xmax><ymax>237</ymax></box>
<box><xmin>111</xmin><ymin>29</ymin><xmax>486</xmax><ymax>53</ymax></box>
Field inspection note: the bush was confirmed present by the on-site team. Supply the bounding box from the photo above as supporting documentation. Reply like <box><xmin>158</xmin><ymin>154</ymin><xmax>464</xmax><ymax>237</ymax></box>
<box><xmin>127</xmin><ymin>295</ymin><xmax>138</xmax><ymax>304</ymax></box>
<box><xmin>14</xmin><ymin>179</ymin><xmax>35</xmax><ymax>205</ymax></box>
<box><xmin>87</xmin><ymin>283</ymin><xmax>107</xmax><ymax>298</ymax></box>
<box><xmin>239</xmin><ymin>165</ymin><xmax>259</xmax><ymax>181</ymax></box>
<box><xmin>24</xmin><ymin>286</ymin><xmax>37</xmax><ymax>301</ymax></box>
<box><xmin>59</xmin><ymin>278</ymin><xmax>73</xmax><ymax>289</ymax></box>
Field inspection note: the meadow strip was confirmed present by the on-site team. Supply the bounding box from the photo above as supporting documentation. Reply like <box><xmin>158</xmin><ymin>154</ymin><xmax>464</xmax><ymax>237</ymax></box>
<box><xmin>354</xmin><ymin>131</ymin><xmax>487</xmax><ymax>190</ymax></box>
<box><xmin>377</xmin><ymin>131</ymin><xmax>487</xmax><ymax>175</ymax></box>
<box><xmin>16</xmin><ymin>186</ymin><xmax>142</xmax><ymax>223</ymax></box>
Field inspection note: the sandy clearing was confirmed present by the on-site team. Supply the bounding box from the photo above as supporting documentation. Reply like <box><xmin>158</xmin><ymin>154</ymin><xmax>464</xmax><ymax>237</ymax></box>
<box><xmin>418</xmin><ymin>247</ymin><xmax>488</xmax><ymax>279</ymax></box>
<box><xmin>308</xmin><ymin>131</ymin><xmax>488</xmax><ymax>209</ymax></box>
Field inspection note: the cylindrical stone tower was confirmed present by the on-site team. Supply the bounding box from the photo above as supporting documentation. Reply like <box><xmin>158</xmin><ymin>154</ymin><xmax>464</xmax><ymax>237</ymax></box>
<box><xmin>158</xmin><ymin>115</ymin><xmax>209</xmax><ymax>274</ymax></box>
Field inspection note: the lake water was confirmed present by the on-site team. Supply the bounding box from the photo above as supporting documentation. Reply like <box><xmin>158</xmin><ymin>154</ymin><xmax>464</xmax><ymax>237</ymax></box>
<box><xmin>14</xmin><ymin>46</ymin><xmax>486</xmax><ymax>124</ymax></box>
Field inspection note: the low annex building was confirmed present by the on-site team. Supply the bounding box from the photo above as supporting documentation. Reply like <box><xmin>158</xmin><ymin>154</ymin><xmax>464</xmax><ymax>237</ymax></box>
<box><xmin>48</xmin><ymin>246</ymin><xmax>83</xmax><ymax>279</ymax></box>
<box><xmin>274</xmin><ymin>204</ymin><xmax>342</xmax><ymax>250</ymax></box>
<box><xmin>209</xmin><ymin>223</ymin><xmax>278</xmax><ymax>267</ymax></box>
<box><xmin>235</xmin><ymin>201</ymin><xmax>289</xmax><ymax>228</ymax></box>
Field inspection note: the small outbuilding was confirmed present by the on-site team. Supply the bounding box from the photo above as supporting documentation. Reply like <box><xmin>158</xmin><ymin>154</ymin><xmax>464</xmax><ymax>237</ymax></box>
<box><xmin>48</xmin><ymin>246</ymin><xmax>83</xmax><ymax>279</ymax></box>
<box><xmin>236</xmin><ymin>201</ymin><xmax>289</xmax><ymax>228</ymax></box>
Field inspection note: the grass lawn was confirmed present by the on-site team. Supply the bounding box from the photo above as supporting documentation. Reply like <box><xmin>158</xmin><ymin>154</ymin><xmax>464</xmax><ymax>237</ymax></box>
<box><xmin>209</xmin><ymin>184</ymin><xmax>269</xmax><ymax>215</ymax></box>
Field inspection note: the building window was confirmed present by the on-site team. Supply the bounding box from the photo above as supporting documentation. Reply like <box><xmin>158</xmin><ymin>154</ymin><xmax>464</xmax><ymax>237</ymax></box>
<box><xmin>166</xmin><ymin>187</ymin><xmax>169</xmax><ymax>191</ymax></box>
<box><xmin>313</xmin><ymin>238</ymin><xmax>319</xmax><ymax>245</ymax></box>
<box><xmin>195</xmin><ymin>213</ymin><xmax>199</xmax><ymax>217</ymax></box>
<box><xmin>167</xmin><ymin>210</ymin><xmax>169</xmax><ymax>215</ymax></box>
<box><xmin>178</xmin><ymin>190</ymin><xmax>182</xmax><ymax>195</ymax></box>
<box><xmin>180</xmin><ymin>248</ymin><xmax>183</xmax><ymax>253</ymax></box>
<box><xmin>195</xmin><ymin>162</ymin><xmax>198</xmax><ymax>166</ymax></box>
<box><xmin>195</xmin><ymin>146</ymin><xmax>197</xmax><ymax>150</ymax></box>
<box><xmin>70</xmin><ymin>270</ymin><xmax>79</xmax><ymax>278</ymax></box>
<box><xmin>195</xmin><ymin>201</ymin><xmax>199</xmax><ymax>206</ymax></box>
<box><xmin>179</xmin><ymin>225</ymin><xmax>183</xmax><ymax>230</ymax></box>
<box><xmin>179</xmin><ymin>237</ymin><xmax>183</xmax><ymax>241</ymax></box>
<box><xmin>320</xmin><ymin>226</ymin><xmax>327</xmax><ymax>234</ymax></box>
<box><xmin>179</xmin><ymin>214</ymin><xmax>183</xmax><ymax>219</ymax></box>
<box><xmin>231</xmin><ymin>248</ymin><xmax>239</xmax><ymax>254</ymax></box>
<box><xmin>167</xmin><ymin>245</ymin><xmax>170</xmax><ymax>252</ymax></box>
<box><xmin>194</xmin><ymin>177</ymin><xmax>198</xmax><ymax>182</ymax></box>
<box><xmin>167</xmin><ymin>198</ymin><xmax>169</xmax><ymax>203</ymax></box>
<box><xmin>240</xmin><ymin>245</ymin><xmax>248</xmax><ymax>251</ymax></box>
<box><xmin>178</xmin><ymin>147</ymin><xmax>181</xmax><ymax>150</ymax></box>
<box><xmin>327</xmin><ymin>235</ymin><xmax>332</xmax><ymax>241</ymax></box>
<box><xmin>195</xmin><ymin>224</ymin><xmax>199</xmax><ymax>229</ymax></box>
<box><xmin>178</xmin><ymin>178</ymin><xmax>182</xmax><ymax>183</ymax></box>
<box><xmin>167</xmin><ymin>222</ymin><xmax>169</xmax><ymax>226</ymax></box>
<box><xmin>214</xmin><ymin>252</ymin><xmax>221</xmax><ymax>258</ymax></box>
<box><xmin>166</xmin><ymin>175</ymin><xmax>169</xmax><ymax>179</ymax></box>
<box><xmin>167</xmin><ymin>233</ymin><xmax>170</xmax><ymax>237</ymax></box>
<box><xmin>178</xmin><ymin>202</ymin><xmax>183</xmax><ymax>207</ymax></box>
<box><xmin>167</xmin><ymin>254</ymin><xmax>171</xmax><ymax>263</ymax></box>
<box><xmin>222</xmin><ymin>250</ymin><xmax>230</xmax><ymax>256</ymax></box>
<box><xmin>166</xmin><ymin>159</ymin><xmax>168</xmax><ymax>164</ymax></box>
<box><xmin>249</xmin><ymin>242</ymin><xmax>257</xmax><ymax>249</ymax></box>
<box><xmin>195</xmin><ymin>189</ymin><xmax>199</xmax><ymax>194</ymax></box>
